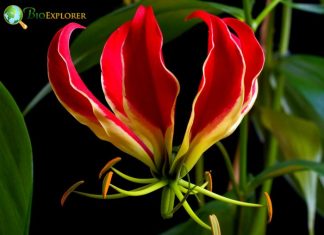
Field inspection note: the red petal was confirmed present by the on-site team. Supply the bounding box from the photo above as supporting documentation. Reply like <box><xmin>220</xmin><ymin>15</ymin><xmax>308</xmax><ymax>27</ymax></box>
<box><xmin>101</xmin><ymin>6</ymin><xmax>180</xmax><ymax>164</ymax></box>
<box><xmin>224</xmin><ymin>18</ymin><xmax>264</xmax><ymax>114</ymax></box>
<box><xmin>188</xmin><ymin>11</ymin><xmax>245</xmax><ymax>139</ymax></box>
<box><xmin>172</xmin><ymin>11</ymin><xmax>245</xmax><ymax>174</ymax></box>
<box><xmin>48</xmin><ymin>23</ymin><xmax>155</xmax><ymax>169</ymax></box>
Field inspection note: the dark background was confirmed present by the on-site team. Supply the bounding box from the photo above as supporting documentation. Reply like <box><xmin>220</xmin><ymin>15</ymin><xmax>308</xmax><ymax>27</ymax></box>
<box><xmin>1</xmin><ymin>0</ymin><xmax>323</xmax><ymax>234</ymax></box>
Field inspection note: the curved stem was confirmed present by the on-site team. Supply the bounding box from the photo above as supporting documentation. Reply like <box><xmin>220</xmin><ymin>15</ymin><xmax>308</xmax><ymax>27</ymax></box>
<box><xmin>111</xmin><ymin>167</ymin><xmax>158</xmax><ymax>184</ymax></box>
<box><xmin>239</xmin><ymin>116</ymin><xmax>249</xmax><ymax>193</ymax></box>
<box><xmin>179</xmin><ymin>180</ymin><xmax>262</xmax><ymax>208</ymax></box>
<box><xmin>195</xmin><ymin>157</ymin><xmax>205</xmax><ymax>206</ymax></box>
<box><xmin>74</xmin><ymin>182</ymin><xmax>163</xmax><ymax>200</ymax></box>
<box><xmin>243</xmin><ymin>0</ymin><xmax>253</xmax><ymax>26</ymax></box>
<box><xmin>171</xmin><ymin>182</ymin><xmax>211</xmax><ymax>230</ymax></box>
<box><xmin>216</xmin><ymin>142</ymin><xmax>240</xmax><ymax>197</ymax></box>
<box><xmin>110</xmin><ymin>180</ymin><xmax>167</xmax><ymax>196</ymax></box>
<box><xmin>74</xmin><ymin>191</ymin><xmax>128</xmax><ymax>199</ymax></box>
<box><xmin>253</xmin><ymin>0</ymin><xmax>281</xmax><ymax>30</ymax></box>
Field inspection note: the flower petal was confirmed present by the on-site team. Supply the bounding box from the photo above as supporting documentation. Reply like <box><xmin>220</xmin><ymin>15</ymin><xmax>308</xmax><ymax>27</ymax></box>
<box><xmin>171</xmin><ymin>11</ymin><xmax>246</xmax><ymax>174</ymax></box>
<box><xmin>101</xmin><ymin>6</ymin><xmax>180</xmax><ymax>168</ymax></box>
<box><xmin>48</xmin><ymin>23</ymin><xmax>155</xmax><ymax>170</ymax></box>
<box><xmin>223</xmin><ymin>18</ymin><xmax>264</xmax><ymax>115</ymax></box>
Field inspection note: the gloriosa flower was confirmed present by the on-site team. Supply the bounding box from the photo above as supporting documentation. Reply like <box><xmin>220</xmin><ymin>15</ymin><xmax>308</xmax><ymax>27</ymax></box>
<box><xmin>48</xmin><ymin>6</ymin><xmax>265</xmax><ymax>230</ymax></box>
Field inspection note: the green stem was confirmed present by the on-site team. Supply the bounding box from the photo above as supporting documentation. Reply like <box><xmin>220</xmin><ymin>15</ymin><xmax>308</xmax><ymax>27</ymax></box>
<box><xmin>179</xmin><ymin>180</ymin><xmax>262</xmax><ymax>208</ymax></box>
<box><xmin>171</xmin><ymin>182</ymin><xmax>211</xmax><ymax>230</ymax></box>
<box><xmin>250</xmin><ymin>2</ymin><xmax>292</xmax><ymax>235</ymax></box>
<box><xmin>253</xmin><ymin>0</ymin><xmax>281</xmax><ymax>30</ymax></box>
<box><xmin>216</xmin><ymin>142</ymin><xmax>240</xmax><ymax>197</ymax></box>
<box><xmin>195</xmin><ymin>157</ymin><xmax>205</xmax><ymax>206</ymax></box>
<box><xmin>74</xmin><ymin>191</ymin><xmax>128</xmax><ymax>199</ymax></box>
<box><xmin>243</xmin><ymin>0</ymin><xmax>253</xmax><ymax>26</ymax></box>
<box><xmin>110</xmin><ymin>180</ymin><xmax>168</xmax><ymax>196</ymax></box>
<box><xmin>239</xmin><ymin>116</ymin><xmax>249</xmax><ymax>193</ymax></box>
<box><xmin>111</xmin><ymin>167</ymin><xmax>158</xmax><ymax>184</ymax></box>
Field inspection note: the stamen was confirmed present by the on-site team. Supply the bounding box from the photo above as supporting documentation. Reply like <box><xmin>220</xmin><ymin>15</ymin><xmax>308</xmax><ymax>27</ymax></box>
<box><xmin>171</xmin><ymin>182</ymin><xmax>211</xmax><ymax>230</ymax></box>
<box><xmin>209</xmin><ymin>214</ymin><xmax>221</xmax><ymax>235</ymax></box>
<box><xmin>110</xmin><ymin>180</ymin><xmax>168</xmax><ymax>196</ymax></box>
<box><xmin>61</xmin><ymin>180</ymin><xmax>85</xmax><ymax>206</ymax></box>
<box><xmin>74</xmin><ymin>183</ymin><xmax>159</xmax><ymax>200</ymax></box>
<box><xmin>102</xmin><ymin>171</ymin><xmax>113</xmax><ymax>199</ymax></box>
<box><xmin>179</xmin><ymin>179</ymin><xmax>262</xmax><ymax>207</ymax></box>
<box><xmin>99</xmin><ymin>157</ymin><xmax>122</xmax><ymax>179</ymax></box>
<box><xmin>205</xmin><ymin>171</ymin><xmax>213</xmax><ymax>191</ymax></box>
<box><xmin>179</xmin><ymin>185</ymin><xmax>197</xmax><ymax>194</ymax></box>
<box><xmin>111</xmin><ymin>167</ymin><xmax>158</xmax><ymax>184</ymax></box>
<box><xmin>264</xmin><ymin>192</ymin><xmax>273</xmax><ymax>223</ymax></box>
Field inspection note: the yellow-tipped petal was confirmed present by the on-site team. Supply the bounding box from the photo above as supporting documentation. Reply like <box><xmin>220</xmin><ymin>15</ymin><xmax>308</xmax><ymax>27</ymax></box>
<box><xmin>264</xmin><ymin>192</ymin><xmax>273</xmax><ymax>223</ymax></box>
<box><xmin>61</xmin><ymin>180</ymin><xmax>85</xmax><ymax>206</ymax></box>
<box><xmin>99</xmin><ymin>157</ymin><xmax>122</xmax><ymax>179</ymax></box>
<box><xmin>102</xmin><ymin>172</ymin><xmax>114</xmax><ymax>199</ymax></box>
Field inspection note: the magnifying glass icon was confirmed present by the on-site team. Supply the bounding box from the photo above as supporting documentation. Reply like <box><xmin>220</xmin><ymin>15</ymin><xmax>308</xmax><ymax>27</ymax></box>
<box><xmin>4</xmin><ymin>5</ymin><xmax>28</xmax><ymax>30</ymax></box>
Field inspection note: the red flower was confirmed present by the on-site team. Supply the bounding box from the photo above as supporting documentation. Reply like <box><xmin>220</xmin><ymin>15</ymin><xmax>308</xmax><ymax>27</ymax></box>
<box><xmin>48</xmin><ymin>6</ymin><xmax>263</xmax><ymax>175</ymax></box>
<box><xmin>48</xmin><ymin>5</ymin><xmax>265</xmax><ymax>229</ymax></box>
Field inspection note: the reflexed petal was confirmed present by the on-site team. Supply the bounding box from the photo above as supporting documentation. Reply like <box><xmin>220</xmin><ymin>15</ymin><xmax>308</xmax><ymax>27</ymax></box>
<box><xmin>101</xmin><ymin>6</ymin><xmax>180</xmax><ymax>167</ymax></box>
<box><xmin>172</xmin><ymin>11</ymin><xmax>245</xmax><ymax>174</ymax></box>
<box><xmin>224</xmin><ymin>18</ymin><xmax>264</xmax><ymax>115</ymax></box>
<box><xmin>48</xmin><ymin>23</ymin><xmax>155</xmax><ymax>170</ymax></box>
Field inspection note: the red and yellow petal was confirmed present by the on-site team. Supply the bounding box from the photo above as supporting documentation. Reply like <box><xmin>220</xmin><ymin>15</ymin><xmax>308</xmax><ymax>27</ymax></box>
<box><xmin>101</xmin><ymin>6</ymin><xmax>180</xmax><ymax>168</ymax></box>
<box><xmin>172</xmin><ymin>11</ymin><xmax>246</xmax><ymax>174</ymax></box>
<box><xmin>48</xmin><ymin>23</ymin><xmax>155</xmax><ymax>170</ymax></box>
<box><xmin>224</xmin><ymin>18</ymin><xmax>264</xmax><ymax>115</ymax></box>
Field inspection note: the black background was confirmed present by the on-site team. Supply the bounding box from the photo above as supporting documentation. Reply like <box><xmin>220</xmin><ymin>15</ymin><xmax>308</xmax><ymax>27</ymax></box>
<box><xmin>1</xmin><ymin>0</ymin><xmax>323</xmax><ymax>234</ymax></box>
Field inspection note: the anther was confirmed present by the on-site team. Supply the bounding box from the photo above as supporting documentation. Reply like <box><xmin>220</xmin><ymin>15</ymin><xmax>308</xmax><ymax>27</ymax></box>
<box><xmin>264</xmin><ymin>192</ymin><xmax>273</xmax><ymax>223</ymax></box>
<box><xmin>61</xmin><ymin>180</ymin><xmax>85</xmax><ymax>206</ymax></box>
<box><xmin>99</xmin><ymin>157</ymin><xmax>122</xmax><ymax>179</ymax></box>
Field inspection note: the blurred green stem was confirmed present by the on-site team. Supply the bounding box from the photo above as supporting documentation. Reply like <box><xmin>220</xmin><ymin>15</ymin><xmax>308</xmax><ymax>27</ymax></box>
<box><xmin>243</xmin><ymin>0</ymin><xmax>253</xmax><ymax>25</ymax></box>
<box><xmin>250</xmin><ymin>1</ymin><xmax>292</xmax><ymax>235</ymax></box>
<box><xmin>195</xmin><ymin>157</ymin><xmax>205</xmax><ymax>206</ymax></box>
<box><xmin>239</xmin><ymin>116</ymin><xmax>248</xmax><ymax>192</ymax></box>
<box><xmin>253</xmin><ymin>0</ymin><xmax>281</xmax><ymax>30</ymax></box>
<box><xmin>216</xmin><ymin>142</ymin><xmax>240</xmax><ymax>198</ymax></box>
<box><xmin>237</xmin><ymin>1</ymin><xmax>254</xmax><ymax>233</ymax></box>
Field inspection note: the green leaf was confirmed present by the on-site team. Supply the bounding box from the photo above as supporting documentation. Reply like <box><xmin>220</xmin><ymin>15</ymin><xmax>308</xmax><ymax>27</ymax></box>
<box><xmin>260</xmin><ymin>108</ymin><xmax>322</xmax><ymax>233</ymax></box>
<box><xmin>0</xmin><ymin>82</ymin><xmax>33</xmax><ymax>235</ymax></box>
<box><xmin>23</xmin><ymin>83</ymin><xmax>51</xmax><ymax>116</ymax></box>
<box><xmin>248</xmin><ymin>160</ymin><xmax>324</xmax><ymax>192</ymax></box>
<box><xmin>279</xmin><ymin>55</ymin><xmax>324</xmax><ymax>220</ymax></box>
<box><xmin>279</xmin><ymin>55</ymin><xmax>324</xmax><ymax>136</ymax></box>
<box><xmin>281</xmin><ymin>0</ymin><xmax>324</xmax><ymax>14</ymax></box>
<box><xmin>160</xmin><ymin>193</ymin><xmax>237</xmax><ymax>235</ymax></box>
<box><xmin>71</xmin><ymin>0</ymin><xmax>243</xmax><ymax>73</ymax></box>
<box><xmin>316</xmin><ymin>178</ymin><xmax>324</xmax><ymax>216</ymax></box>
